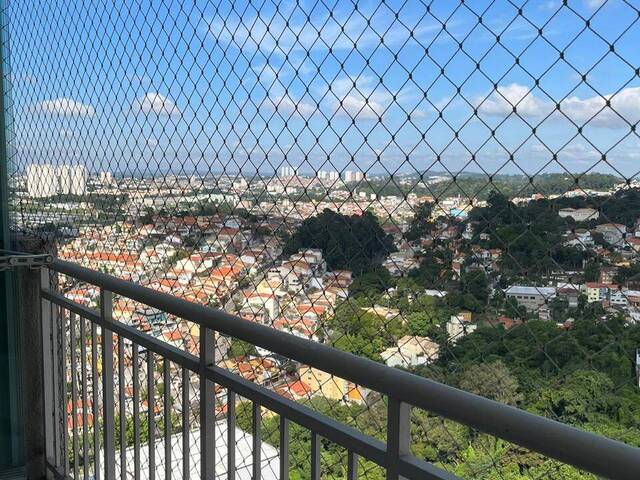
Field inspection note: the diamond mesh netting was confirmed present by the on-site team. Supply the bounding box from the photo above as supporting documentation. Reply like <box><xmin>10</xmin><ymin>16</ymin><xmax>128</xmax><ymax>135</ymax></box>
<box><xmin>4</xmin><ymin>0</ymin><xmax>640</xmax><ymax>479</ymax></box>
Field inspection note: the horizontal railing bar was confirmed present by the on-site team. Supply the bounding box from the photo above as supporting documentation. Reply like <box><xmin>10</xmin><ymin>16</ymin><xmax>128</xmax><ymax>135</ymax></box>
<box><xmin>46</xmin><ymin>259</ymin><xmax>640</xmax><ymax>479</ymax></box>
<box><xmin>41</xmin><ymin>289</ymin><xmax>201</xmax><ymax>371</ymax></box>
<box><xmin>208</xmin><ymin>363</ymin><xmax>389</xmax><ymax>472</ymax></box>
<box><xmin>42</xmin><ymin>287</ymin><xmax>450</xmax><ymax>479</ymax></box>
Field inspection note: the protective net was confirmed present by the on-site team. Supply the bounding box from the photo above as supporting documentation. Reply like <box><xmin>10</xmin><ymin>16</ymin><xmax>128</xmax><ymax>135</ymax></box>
<box><xmin>4</xmin><ymin>0</ymin><xmax>640</xmax><ymax>479</ymax></box>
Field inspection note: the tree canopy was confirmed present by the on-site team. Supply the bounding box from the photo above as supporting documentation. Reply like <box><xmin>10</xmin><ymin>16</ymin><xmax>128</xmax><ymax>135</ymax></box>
<box><xmin>284</xmin><ymin>209</ymin><xmax>395</xmax><ymax>275</ymax></box>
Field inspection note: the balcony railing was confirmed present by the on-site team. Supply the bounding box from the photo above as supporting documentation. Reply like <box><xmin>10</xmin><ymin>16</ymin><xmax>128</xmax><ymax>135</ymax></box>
<box><xmin>38</xmin><ymin>258</ymin><xmax>640</xmax><ymax>480</ymax></box>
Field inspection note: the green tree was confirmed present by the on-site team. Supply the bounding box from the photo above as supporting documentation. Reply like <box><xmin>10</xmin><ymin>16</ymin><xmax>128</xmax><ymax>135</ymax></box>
<box><xmin>460</xmin><ymin>270</ymin><xmax>490</xmax><ymax>306</ymax></box>
<box><xmin>534</xmin><ymin>370</ymin><xmax>615</xmax><ymax>424</ymax></box>
<box><xmin>284</xmin><ymin>209</ymin><xmax>395</xmax><ymax>275</ymax></box>
<box><xmin>459</xmin><ymin>360</ymin><xmax>524</xmax><ymax>406</ymax></box>
<box><xmin>327</xmin><ymin>301</ymin><xmax>406</xmax><ymax>361</ymax></box>
<box><xmin>228</xmin><ymin>338</ymin><xmax>258</xmax><ymax>358</ymax></box>
<box><xmin>406</xmin><ymin>202</ymin><xmax>434</xmax><ymax>241</ymax></box>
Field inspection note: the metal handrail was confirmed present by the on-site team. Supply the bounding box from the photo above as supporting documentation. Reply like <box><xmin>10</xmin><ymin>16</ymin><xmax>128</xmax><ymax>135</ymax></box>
<box><xmin>48</xmin><ymin>258</ymin><xmax>640</xmax><ymax>479</ymax></box>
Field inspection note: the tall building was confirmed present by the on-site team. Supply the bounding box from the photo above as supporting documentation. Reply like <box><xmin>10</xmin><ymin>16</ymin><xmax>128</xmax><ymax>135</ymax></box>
<box><xmin>279</xmin><ymin>165</ymin><xmax>295</xmax><ymax>178</ymax></box>
<box><xmin>58</xmin><ymin>165</ymin><xmax>72</xmax><ymax>194</ymax></box>
<box><xmin>318</xmin><ymin>170</ymin><xmax>339</xmax><ymax>181</ymax></box>
<box><xmin>26</xmin><ymin>164</ymin><xmax>58</xmax><ymax>198</ymax></box>
<box><xmin>99</xmin><ymin>171</ymin><xmax>114</xmax><ymax>185</ymax></box>
<box><xmin>58</xmin><ymin>165</ymin><xmax>87</xmax><ymax>195</ymax></box>
<box><xmin>343</xmin><ymin>170</ymin><xmax>364</xmax><ymax>183</ymax></box>
<box><xmin>69</xmin><ymin>165</ymin><xmax>87</xmax><ymax>195</ymax></box>
<box><xmin>26</xmin><ymin>164</ymin><xmax>87</xmax><ymax>198</ymax></box>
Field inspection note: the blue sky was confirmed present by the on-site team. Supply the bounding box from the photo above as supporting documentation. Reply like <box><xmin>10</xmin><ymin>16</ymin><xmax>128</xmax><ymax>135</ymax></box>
<box><xmin>5</xmin><ymin>0</ymin><xmax>640</xmax><ymax>178</ymax></box>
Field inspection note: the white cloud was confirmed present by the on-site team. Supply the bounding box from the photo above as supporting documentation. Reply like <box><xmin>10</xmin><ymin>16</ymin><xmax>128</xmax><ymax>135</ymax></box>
<box><xmin>562</xmin><ymin>87</ymin><xmax>640</xmax><ymax>127</ymax></box>
<box><xmin>557</xmin><ymin>142</ymin><xmax>600</xmax><ymax>161</ymax></box>
<box><xmin>262</xmin><ymin>94</ymin><xmax>316</xmax><ymax>117</ymax></box>
<box><xmin>540</xmin><ymin>1</ymin><xmax>559</xmax><ymax>10</ymax></box>
<box><xmin>208</xmin><ymin>8</ymin><xmax>447</xmax><ymax>55</ymax></box>
<box><xmin>478</xmin><ymin>83</ymin><xmax>550</xmax><ymax>117</ymax></box>
<box><xmin>132</xmin><ymin>93</ymin><xmax>179</xmax><ymax>116</ymax></box>
<box><xmin>144</xmin><ymin>136</ymin><xmax>159</xmax><ymax>148</ymax></box>
<box><xmin>329</xmin><ymin>76</ymin><xmax>389</xmax><ymax>121</ymax></box>
<box><xmin>31</xmin><ymin>98</ymin><xmax>95</xmax><ymax>117</ymax></box>
<box><xmin>253</xmin><ymin>64</ymin><xmax>279</xmax><ymax>84</ymax></box>
<box><xmin>585</xmin><ymin>0</ymin><xmax>606</xmax><ymax>9</ymax></box>
<box><xmin>58</xmin><ymin>127</ymin><xmax>75</xmax><ymax>138</ymax></box>
<box><xmin>479</xmin><ymin>83</ymin><xmax>640</xmax><ymax>128</ymax></box>
<box><xmin>335</xmin><ymin>94</ymin><xmax>385</xmax><ymax>120</ymax></box>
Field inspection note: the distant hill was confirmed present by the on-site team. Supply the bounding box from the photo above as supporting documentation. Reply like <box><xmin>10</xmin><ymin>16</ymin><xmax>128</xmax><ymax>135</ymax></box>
<box><xmin>360</xmin><ymin>172</ymin><xmax>623</xmax><ymax>201</ymax></box>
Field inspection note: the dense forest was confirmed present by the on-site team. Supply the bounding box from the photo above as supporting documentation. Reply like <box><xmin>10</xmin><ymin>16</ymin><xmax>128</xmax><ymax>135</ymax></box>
<box><xmin>283</xmin><ymin>209</ymin><xmax>395</xmax><ymax>275</ymax></box>
<box><xmin>256</xmin><ymin>188</ymin><xmax>640</xmax><ymax>479</ymax></box>
<box><xmin>235</xmin><ymin>312</ymin><xmax>640</xmax><ymax>480</ymax></box>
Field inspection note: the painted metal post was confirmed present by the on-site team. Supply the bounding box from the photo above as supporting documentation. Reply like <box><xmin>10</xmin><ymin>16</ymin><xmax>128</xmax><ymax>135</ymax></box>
<box><xmin>101</xmin><ymin>289</ymin><xmax>115</xmax><ymax>480</ymax></box>
<box><xmin>386</xmin><ymin>398</ymin><xmax>411</xmax><ymax>480</ymax></box>
<box><xmin>40</xmin><ymin>267</ymin><xmax>56</xmax><ymax>478</ymax></box>
<box><xmin>200</xmin><ymin>326</ymin><xmax>215</xmax><ymax>480</ymax></box>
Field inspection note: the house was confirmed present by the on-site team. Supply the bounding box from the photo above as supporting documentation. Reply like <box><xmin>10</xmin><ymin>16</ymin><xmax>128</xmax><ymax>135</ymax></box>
<box><xmin>626</xmin><ymin>237</ymin><xmax>640</xmax><ymax>253</ymax></box>
<box><xmin>564</xmin><ymin>229</ymin><xmax>594</xmax><ymax>250</ymax></box>
<box><xmin>505</xmin><ymin>286</ymin><xmax>556</xmax><ymax>312</ymax></box>
<box><xmin>446</xmin><ymin>313</ymin><xmax>477</xmax><ymax>343</ymax></box>
<box><xmin>489</xmin><ymin>316</ymin><xmax>522</xmax><ymax>330</ymax></box>
<box><xmin>594</xmin><ymin>223</ymin><xmax>627</xmax><ymax>247</ymax></box>
<box><xmin>423</xmin><ymin>289</ymin><xmax>448</xmax><ymax>298</ymax></box>
<box><xmin>175</xmin><ymin>254</ymin><xmax>218</xmax><ymax>273</ymax></box>
<box><xmin>609</xmin><ymin>287</ymin><xmax>628</xmax><ymax>307</ymax></box>
<box><xmin>585</xmin><ymin>283</ymin><xmax>612</xmax><ymax>303</ymax></box>
<box><xmin>324</xmin><ymin>270</ymin><xmax>353</xmax><ymax>289</ymax></box>
<box><xmin>380</xmin><ymin>335</ymin><xmax>439</xmax><ymax>368</ymax></box>
<box><xmin>274</xmin><ymin>380</ymin><xmax>313</xmax><ymax>401</ymax></box>
<box><xmin>289</xmin><ymin>249</ymin><xmax>325</xmax><ymax>270</ymax></box>
<box><xmin>599</xmin><ymin>267</ymin><xmax>619</xmax><ymax>284</ymax></box>
<box><xmin>558</xmin><ymin>208</ymin><xmax>599</xmax><ymax>222</ymax></box>
<box><xmin>298</xmin><ymin>367</ymin><xmax>367</xmax><ymax>404</ymax></box>
<box><xmin>462</xmin><ymin>223</ymin><xmax>474</xmax><ymax>240</ymax></box>
<box><xmin>272</xmin><ymin>316</ymin><xmax>321</xmax><ymax>342</ymax></box>
<box><xmin>557</xmin><ymin>286</ymin><xmax>580</xmax><ymax>308</ymax></box>
<box><xmin>133</xmin><ymin>306</ymin><xmax>167</xmax><ymax>334</ymax></box>
<box><xmin>382</xmin><ymin>251</ymin><xmax>420</xmax><ymax>276</ymax></box>
<box><xmin>241</xmin><ymin>292</ymin><xmax>280</xmax><ymax>322</ymax></box>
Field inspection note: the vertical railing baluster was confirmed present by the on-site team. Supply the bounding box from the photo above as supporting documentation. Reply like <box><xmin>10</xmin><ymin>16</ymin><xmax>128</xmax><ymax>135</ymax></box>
<box><xmin>200</xmin><ymin>326</ymin><xmax>215</xmax><ymax>480</ymax></box>
<box><xmin>40</xmin><ymin>268</ymin><xmax>56</xmax><ymax>469</ymax></box>
<box><xmin>164</xmin><ymin>359</ymin><xmax>172</xmax><ymax>480</ymax></box>
<box><xmin>101</xmin><ymin>289</ymin><xmax>116</xmax><ymax>480</ymax></box>
<box><xmin>386</xmin><ymin>398</ymin><xmax>411</xmax><ymax>480</ymax></box>
<box><xmin>227</xmin><ymin>391</ymin><xmax>236</xmax><ymax>480</ymax></box>
<box><xmin>80</xmin><ymin>317</ymin><xmax>89</xmax><ymax>480</ymax></box>
<box><xmin>91</xmin><ymin>323</ymin><xmax>101</xmax><ymax>480</ymax></box>
<box><xmin>252</xmin><ymin>402</ymin><xmax>261</xmax><ymax>480</ymax></box>
<box><xmin>118</xmin><ymin>337</ymin><xmax>126</xmax><ymax>480</ymax></box>
<box><xmin>60</xmin><ymin>306</ymin><xmax>69</xmax><ymax>475</ymax></box>
<box><xmin>70</xmin><ymin>312</ymin><xmax>79</xmax><ymax>479</ymax></box>
<box><xmin>182</xmin><ymin>367</ymin><xmax>190</xmax><ymax>480</ymax></box>
<box><xmin>347</xmin><ymin>451</ymin><xmax>358</xmax><ymax>480</ymax></box>
<box><xmin>133</xmin><ymin>344</ymin><xmax>140</xmax><ymax>480</ymax></box>
<box><xmin>148</xmin><ymin>350</ymin><xmax>156</xmax><ymax>480</ymax></box>
<box><xmin>279</xmin><ymin>417</ymin><xmax>289</xmax><ymax>480</ymax></box>
<box><xmin>311</xmin><ymin>432</ymin><xmax>320</xmax><ymax>480</ymax></box>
